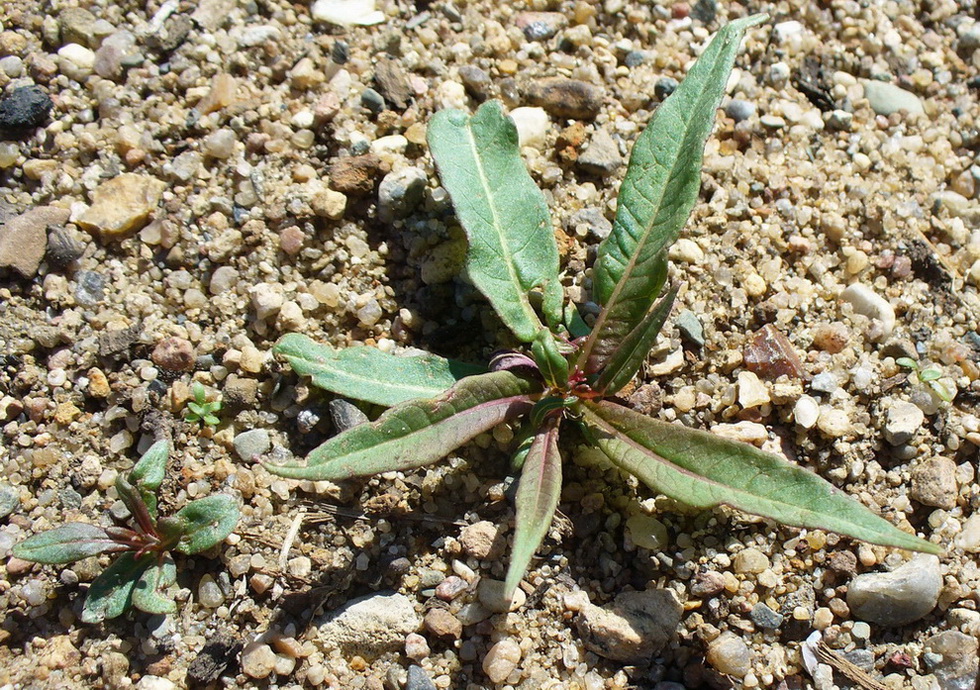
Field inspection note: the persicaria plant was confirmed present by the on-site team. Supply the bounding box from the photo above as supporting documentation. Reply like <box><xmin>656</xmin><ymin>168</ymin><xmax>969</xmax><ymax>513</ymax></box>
<box><xmin>14</xmin><ymin>440</ymin><xmax>240</xmax><ymax>622</ymax></box>
<box><xmin>268</xmin><ymin>15</ymin><xmax>939</xmax><ymax>599</ymax></box>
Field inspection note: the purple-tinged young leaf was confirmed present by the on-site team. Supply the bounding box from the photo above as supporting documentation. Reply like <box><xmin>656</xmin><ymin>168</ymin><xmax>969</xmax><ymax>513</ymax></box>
<box><xmin>266</xmin><ymin>371</ymin><xmax>540</xmax><ymax>482</ymax></box>
<box><xmin>275</xmin><ymin>334</ymin><xmax>484</xmax><ymax>406</ymax></box>
<box><xmin>489</xmin><ymin>350</ymin><xmax>539</xmax><ymax>375</ymax></box>
<box><xmin>13</xmin><ymin>523</ymin><xmax>129</xmax><ymax>564</ymax></box>
<box><xmin>115</xmin><ymin>474</ymin><xmax>157</xmax><ymax>538</ymax></box>
<box><xmin>131</xmin><ymin>554</ymin><xmax>177</xmax><ymax>615</ymax></box>
<box><xmin>172</xmin><ymin>495</ymin><xmax>240</xmax><ymax>555</ymax></box>
<box><xmin>81</xmin><ymin>552</ymin><xmax>152</xmax><ymax>623</ymax></box>
<box><xmin>581</xmin><ymin>401</ymin><xmax>941</xmax><ymax>555</ymax></box>
<box><xmin>505</xmin><ymin>416</ymin><xmax>562</xmax><ymax>599</ymax></box>
<box><xmin>593</xmin><ymin>284</ymin><xmax>678</xmax><ymax>395</ymax></box>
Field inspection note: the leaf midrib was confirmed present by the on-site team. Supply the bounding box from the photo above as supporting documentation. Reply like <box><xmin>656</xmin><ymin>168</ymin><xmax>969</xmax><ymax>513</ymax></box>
<box><xmin>461</xmin><ymin>124</ymin><xmax>540</xmax><ymax>331</ymax></box>
<box><xmin>583</xmin><ymin>406</ymin><xmax>928</xmax><ymax>543</ymax></box>
<box><xmin>296</xmin><ymin>357</ymin><xmax>449</xmax><ymax>398</ymax></box>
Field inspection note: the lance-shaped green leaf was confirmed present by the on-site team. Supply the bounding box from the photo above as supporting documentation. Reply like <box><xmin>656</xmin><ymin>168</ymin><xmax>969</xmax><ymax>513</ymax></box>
<box><xmin>593</xmin><ymin>284</ymin><xmax>678</xmax><ymax>395</ymax></box>
<box><xmin>267</xmin><ymin>371</ymin><xmax>540</xmax><ymax>481</ymax></box>
<box><xmin>130</xmin><ymin>440</ymin><xmax>168</xmax><ymax>492</ymax></box>
<box><xmin>581</xmin><ymin>401</ymin><xmax>941</xmax><ymax>554</ymax></box>
<box><xmin>13</xmin><ymin>523</ymin><xmax>129</xmax><ymax>564</ymax></box>
<box><xmin>428</xmin><ymin>100</ymin><xmax>564</xmax><ymax>342</ymax></box>
<box><xmin>128</xmin><ymin>439</ymin><xmax>169</xmax><ymax>519</ymax></box>
<box><xmin>578</xmin><ymin>14</ymin><xmax>766</xmax><ymax>375</ymax></box>
<box><xmin>505</xmin><ymin>416</ymin><xmax>562</xmax><ymax>599</ymax></box>
<box><xmin>131</xmin><ymin>554</ymin><xmax>177</xmax><ymax>615</ymax></box>
<box><xmin>169</xmin><ymin>495</ymin><xmax>241</xmax><ymax>555</ymax></box>
<box><xmin>81</xmin><ymin>552</ymin><xmax>151</xmax><ymax>623</ymax></box>
<box><xmin>275</xmin><ymin>334</ymin><xmax>485</xmax><ymax>406</ymax></box>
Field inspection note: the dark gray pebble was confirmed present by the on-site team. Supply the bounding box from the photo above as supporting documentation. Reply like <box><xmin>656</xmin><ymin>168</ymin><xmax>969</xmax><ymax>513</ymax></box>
<box><xmin>361</xmin><ymin>88</ymin><xmax>386</xmax><ymax>115</ymax></box>
<box><xmin>676</xmin><ymin>310</ymin><xmax>705</xmax><ymax>347</ymax></box>
<box><xmin>74</xmin><ymin>270</ymin><xmax>106</xmax><ymax>306</ymax></box>
<box><xmin>655</xmin><ymin>77</ymin><xmax>678</xmax><ymax>101</ymax></box>
<box><xmin>749</xmin><ymin>602</ymin><xmax>783</xmax><ymax>629</ymax></box>
<box><xmin>328</xmin><ymin>398</ymin><xmax>369</xmax><ymax>432</ymax></box>
<box><xmin>459</xmin><ymin>65</ymin><xmax>493</xmax><ymax>102</ymax></box>
<box><xmin>624</xmin><ymin>50</ymin><xmax>646</xmax><ymax>67</ymax></box>
<box><xmin>0</xmin><ymin>86</ymin><xmax>53</xmax><ymax>132</ymax></box>
<box><xmin>406</xmin><ymin>665</ymin><xmax>437</xmax><ymax>690</ymax></box>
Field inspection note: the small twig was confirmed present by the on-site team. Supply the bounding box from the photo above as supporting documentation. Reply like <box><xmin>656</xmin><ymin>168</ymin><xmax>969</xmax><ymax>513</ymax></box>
<box><xmin>278</xmin><ymin>509</ymin><xmax>305</xmax><ymax>572</ymax></box>
<box><xmin>815</xmin><ymin>641</ymin><xmax>891</xmax><ymax>690</ymax></box>
<box><xmin>298</xmin><ymin>499</ymin><xmax>467</xmax><ymax>527</ymax></box>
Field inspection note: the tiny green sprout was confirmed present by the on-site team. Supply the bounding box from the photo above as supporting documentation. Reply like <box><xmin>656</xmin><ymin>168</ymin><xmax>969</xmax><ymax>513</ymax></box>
<box><xmin>265</xmin><ymin>14</ymin><xmax>940</xmax><ymax>602</ymax></box>
<box><xmin>185</xmin><ymin>381</ymin><xmax>222</xmax><ymax>426</ymax></box>
<box><xmin>13</xmin><ymin>440</ymin><xmax>240</xmax><ymax>622</ymax></box>
<box><xmin>896</xmin><ymin>357</ymin><xmax>954</xmax><ymax>402</ymax></box>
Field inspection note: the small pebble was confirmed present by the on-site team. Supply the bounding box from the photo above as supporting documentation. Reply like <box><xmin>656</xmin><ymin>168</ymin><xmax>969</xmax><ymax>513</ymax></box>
<box><xmin>151</xmin><ymin>337</ymin><xmax>196</xmax><ymax>372</ymax></box>
<box><xmin>862</xmin><ymin>80</ymin><xmax>924</xmax><ymax>116</ymax></box>
<box><xmin>233</xmin><ymin>429</ymin><xmax>271</xmax><ymax>461</ymax></box>
<box><xmin>524</xmin><ymin>77</ymin><xmax>603</xmax><ymax>119</ymax></box>
<box><xmin>477</xmin><ymin>579</ymin><xmax>526</xmax><ymax>613</ymax></box>
<box><xmin>725</xmin><ymin>99</ymin><xmax>756</xmax><ymax>122</ymax></box>
<box><xmin>655</xmin><ymin>77</ymin><xmax>678</xmax><ymax>100</ymax></box>
<box><xmin>882</xmin><ymin>399</ymin><xmax>924</xmax><ymax>446</ymax></box>
<box><xmin>810</xmin><ymin>372</ymin><xmax>838</xmax><ymax>394</ymax></box>
<box><xmin>241</xmin><ymin>643</ymin><xmax>277</xmax><ymax>679</ymax></box>
<box><xmin>198</xmin><ymin>574</ymin><xmax>224</xmax><ymax>608</ymax></box>
<box><xmin>840</xmin><ymin>283</ymin><xmax>896</xmax><ymax>339</ymax></box>
<box><xmin>404</xmin><ymin>634</ymin><xmax>430</xmax><ymax>661</ymax></box>
<box><xmin>737</xmin><ymin>371</ymin><xmax>770</xmax><ymax>408</ymax></box>
<box><xmin>743</xmin><ymin>324</ymin><xmax>806</xmax><ymax>380</ymax></box>
<box><xmin>405</xmin><ymin>665</ymin><xmax>437</xmax><ymax>690</ymax></box>
<box><xmin>909</xmin><ymin>456</ymin><xmax>958</xmax><ymax>509</ymax></box>
<box><xmin>706</xmin><ymin>632</ymin><xmax>752</xmax><ymax>678</ymax></box>
<box><xmin>750</xmin><ymin>602</ymin><xmax>783</xmax><ymax>629</ymax></box>
<box><xmin>794</xmin><ymin>395</ymin><xmax>820</xmax><ymax>429</ymax></box>
<box><xmin>459</xmin><ymin>521</ymin><xmax>505</xmax><ymax>560</ymax></box>
<box><xmin>847</xmin><ymin>554</ymin><xmax>942</xmax><ymax>626</ymax></box>
<box><xmin>734</xmin><ymin>547</ymin><xmax>769</xmax><ymax>574</ymax></box>
<box><xmin>575</xmin><ymin>590</ymin><xmax>681</xmax><ymax>663</ymax></box>
<box><xmin>423</xmin><ymin>608</ymin><xmax>462</xmax><ymax>639</ymax></box>
<box><xmin>482</xmin><ymin>639</ymin><xmax>522</xmax><ymax>684</ymax></box>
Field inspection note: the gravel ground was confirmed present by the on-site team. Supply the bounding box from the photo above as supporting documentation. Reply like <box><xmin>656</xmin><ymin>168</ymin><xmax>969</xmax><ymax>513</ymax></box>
<box><xmin>1</xmin><ymin>0</ymin><xmax>979</xmax><ymax>688</ymax></box>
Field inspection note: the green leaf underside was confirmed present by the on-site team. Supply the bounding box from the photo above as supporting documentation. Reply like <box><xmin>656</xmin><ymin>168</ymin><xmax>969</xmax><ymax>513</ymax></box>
<box><xmin>266</xmin><ymin>371</ymin><xmax>540</xmax><ymax>481</ymax></box>
<box><xmin>129</xmin><ymin>440</ymin><xmax>169</xmax><ymax>518</ymax></box>
<box><xmin>130</xmin><ymin>440</ymin><xmax>168</xmax><ymax>493</ymax></box>
<box><xmin>428</xmin><ymin>100</ymin><xmax>563</xmax><ymax>342</ymax></box>
<box><xmin>131</xmin><ymin>555</ymin><xmax>177</xmax><ymax>615</ymax></box>
<box><xmin>531</xmin><ymin>330</ymin><xmax>569</xmax><ymax>388</ymax></box>
<box><xmin>13</xmin><ymin>523</ymin><xmax>127</xmax><ymax>564</ymax></box>
<box><xmin>582</xmin><ymin>401</ymin><xmax>940</xmax><ymax>554</ymax></box>
<box><xmin>594</xmin><ymin>284</ymin><xmax>678</xmax><ymax>395</ymax></box>
<box><xmin>580</xmin><ymin>14</ymin><xmax>766</xmax><ymax>375</ymax></box>
<box><xmin>81</xmin><ymin>552</ymin><xmax>152</xmax><ymax>623</ymax></box>
<box><xmin>174</xmin><ymin>495</ymin><xmax>241</xmax><ymax>555</ymax></box>
<box><xmin>506</xmin><ymin>416</ymin><xmax>562</xmax><ymax>598</ymax></box>
<box><xmin>274</xmin><ymin>334</ymin><xmax>485</xmax><ymax>407</ymax></box>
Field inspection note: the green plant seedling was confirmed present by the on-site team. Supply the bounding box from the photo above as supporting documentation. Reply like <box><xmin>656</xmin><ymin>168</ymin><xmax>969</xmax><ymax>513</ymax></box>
<box><xmin>185</xmin><ymin>381</ymin><xmax>222</xmax><ymax>426</ymax></box>
<box><xmin>13</xmin><ymin>440</ymin><xmax>240</xmax><ymax>622</ymax></box>
<box><xmin>895</xmin><ymin>357</ymin><xmax>955</xmax><ymax>403</ymax></box>
<box><xmin>268</xmin><ymin>15</ymin><xmax>940</xmax><ymax>599</ymax></box>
